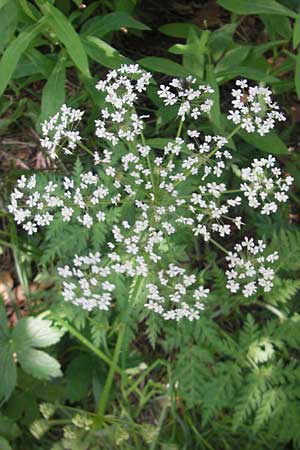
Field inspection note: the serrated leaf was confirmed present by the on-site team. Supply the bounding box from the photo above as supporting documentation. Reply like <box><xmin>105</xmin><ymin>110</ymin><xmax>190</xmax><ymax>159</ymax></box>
<box><xmin>40</xmin><ymin>56</ymin><xmax>66</xmax><ymax>124</ymax></box>
<box><xmin>18</xmin><ymin>348</ymin><xmax>62</xmax><ymax>380</ymax></box>
<box><xmin>37</xmin><ymin>2</ymin><xmax>91</xmax><ymax>78</ymax></box>
<box><xmin>217</xmin><ymin>0</ymin><xmax>297</xmax><ymax>18</ymax></box>
<box><xmin>12</xmin><ymin>317</ymin><xmax>62</xmax><ymax>349</ymax></box>
<box><xmin>138</xmin><ymin>57</ymin><xmax>190</xmax><ymax>77</ymax></box>
<box><xmin>0</xmin><ymin>20</ymin><xmax>44</xmax><ymax>97</ymax></box>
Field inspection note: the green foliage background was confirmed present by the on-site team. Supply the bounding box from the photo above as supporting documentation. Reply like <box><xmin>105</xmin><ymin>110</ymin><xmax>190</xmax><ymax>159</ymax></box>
<box><xmin>1</xmin><ymin>0</ymin><xmax>300</xmax><ymax>449</ymax></box>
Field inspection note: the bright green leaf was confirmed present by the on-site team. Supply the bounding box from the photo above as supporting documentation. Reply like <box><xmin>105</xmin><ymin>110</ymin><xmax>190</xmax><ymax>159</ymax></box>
<box><xmin>159</xmin><ymin>22</ymin><xmax>201</xmax><ymax>38</ymax></box>
<box><xmin>0</xmin><ymin>436</ymin><xmax>12</xmax><ymax>450</ymax></box>
<box><xmin>80</xmin><ymin>11</ymin><xmax>150</xmax><ymax>37</ymax></box>
<box><xmin>83</xmin><ymin>36</ymin><xmax>130</xmax><ymax>69</ymax></box>
<box><xmin>18</xmin><ymin>348</ymin><xmax>62</xmax><ymax>380</ymax></box>
<box><xmin>40</xmin><ymin>56</ymin><xmax>66</xmax><ymax>124</ymax></box>
<box><xmin>138</xmin><ymin>57</ymin><xmax>190</xmax><ymax>77</ymax></box>
<box><xmin>0</xmin><ymin>20</ymin><xmax>44</xmax><ymax>97</ymax></box>
<box><xmin>37</xmin><ymin>2</ymin><xmax>91</xmax><ymax>78</ymax></box>
<box><xmin>293</xmin><ymin>15</ymin><xmax>300</xmax><ymax>49</ymax></box>
<box><xmin>217</xmin><ymin>0</ymin><xmax>297</xmax><ymax>18</ymax></box>
<box><xmin>12</xmin><ymin>317</ymin><xmax>63</xmax><ymax>350</ymax></box>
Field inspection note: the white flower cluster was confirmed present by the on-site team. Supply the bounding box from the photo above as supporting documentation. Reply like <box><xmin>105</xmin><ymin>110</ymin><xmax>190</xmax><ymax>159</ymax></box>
<box><xmin>240</xmin><ymin>156</ymin><xmax>293</xmax><ymax>215</ymax></box>
<box><xmin>227</xmin><ymin>79</ymin><xmax>286</xmax><ymax>135</ymax></box>
<box><xmin>95</xmin><ymin>64</ymin><xmax>152</xmax><ymax>145</ymax></box>
<box><xmin>225</xmin><ymin>238</ymin><xmax>279</xmax><ymax>297</ymax></box>
<box><xmin>9</xmin><ymin>66</ymin><xmax>292</xmax><ymax>320</ymax></box>
<box><xmin>58</xmin><ymin>253</ymin><xmax>114</xmax><ymax>311</ymax></box>
<box><xmin>158</xmin><ymin>76</ymin><xmax>214</xmax><ymax>120</ymax></box>
<box><xmin>145</xmin><ymin>264</ymin><xmax>209</xmax><ymax>321</ymax></box>
<box><xmin>40</xmin><ymin>104</ymin><xmax>84</xmax><ymax>159</ymax></box>
<box><xmin>8</xmin><ymin>171</ymin><xmax>118</xmax><ymax>234</ymax></box>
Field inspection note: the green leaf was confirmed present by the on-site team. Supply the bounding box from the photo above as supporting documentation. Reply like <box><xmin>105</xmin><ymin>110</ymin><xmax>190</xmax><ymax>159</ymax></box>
<box><xmin>238</xmin><ymin>129</ymin><xmax>289</xmax><ymax>155</ymax></box>
<box><xmin>0</xmin><ymin>300</ymin><xmax>9</xmax><ymax>341</ymax></box>
<box><xmin>0</xmin><ymin>436</ymin><xmax>12</xmax><ymax>450</ymax></box>
<box><xmin>81</xmin><ymin>11</ymin><xmax>150</xmax><ymax>37</ymax></box>
<box><xmin>0</xmin><ymin>20</ymin><xmax>44</xmax><ymax>97</ymax></box>
<box><xmin>217</xmin><ymin>0</ymin><xmax>297</xmax><ymax>18</ymax></box>
<box><xmin>216</xmin><ymin>66</ymin><xmax>279</xmax><ymax>83</ymax></box>
<box><xmin>138</xmin><ymin>57</ymin><xmax>190</xmax><ymax>77</ymax></box>
<box><xmin>295</xmin><ymin>49</ymin><xmax>300</xmax><ymax>99</ymax></box>
<box><xmin>83</xmin><ymin>36</ymin><xmax>130</xmax><ymax>69</ymax></box>
<box><xmin>0</xmin><ymin>0</ymin><xmax>19</xmax><ymax>53</ymax></box>
<box><xmin>0</xmin><ymin>342</ymin><xmax>17</xmax><ymax>403</ymax></box>
<box><xmin>40</xmin><ymin>56</ymin><xmax>66</xmax><ymax>123</ymax></box>
<box><xmin>12</xmin><ymin>317</ymin><xmax>63</xmax><ymax>349</ymax></box>
<box><xmin>293</xmin><ymin>15</ymin><xmax>300</xmax><ymax>49</ymax></box>
<box><xmin>216</xmin><ymin>46</ymin><xmax>251</xmax><ymax>72</ymax></box>
<box><xmin>37</xmin><ymin>2</ymin><xmax>91</xmax><ymax>78</ymax></box>
<box><xmin>0</xmin><ymin>0</ymin><xmax>10</xmax><ymax>9</ymax></box>
<box><xmin>18</xmin><ymin>348</ymin><xmax>62</xmax><ymax>380</ymax></box>
<box><xmin>159</xmin><ymin>22</ymin><xmax>201</xmax><ymax>38</ymax></box>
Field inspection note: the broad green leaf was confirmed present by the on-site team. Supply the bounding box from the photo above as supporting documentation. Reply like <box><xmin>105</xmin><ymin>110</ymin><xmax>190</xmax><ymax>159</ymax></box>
<box><xmin>83</xmin><ymin>36</ymin><xmax>130</xmax><ymax>69</ymax></box>
<box><xmin>0</xmin><ymin>300</ymin><xmax>9</xmax><ymax>341</ymax></box>
<box><xmin>138</xmin><ymin>57</ymin><xmax>190</xmax><ymax>77</ymax></box>
<box><xmin>238</xmin><ymin>129</ymin><xmax>289</xmax><ymax>155</ymax></box>
<box><xmin>18</xmin><ymin>0</ymin><xmax>39</xmax><ymax>20</ymax></box>
<box><xmin>180</xmin><ymin>28</ymin><xmax>209</xmax><ymax>78</ymax></box>
<box><xmin>261</xmin><ymin>14</ymin><xmax>292</xmax><ymax>40</ymax></box>
<box><xmin>18</xmin><ymin>348</ymin><xmax>62</xmax><ymax>380</ymax></box>
<box><xmin>12</xmin><ymin>317</ymin><xmax>63</xmax><ymax>350</ymax></box>
<box><xmin>216</xmin><ymin>46</ymin><xmax>251</xmax><ymax>72</ymax></box>
<box><xmin>0</xmin><ymin>0</ymin><xmax>10</xmax><ymax>8</ymax></box>
<box><xmin>40</xmin><ymin>57</ymin><xmax>66</xmax><ymax>124</ymax></box>
<box><xmin>0</xmin><ymin>20</ymin><xmax>43</xmax><ymax>97</ymax></box>
<box><xmin>146</xmin><ymin>138</ymin><xmax>172</xmax><ymax>149</ymax></box>
<box><xmin>217</xmin><ymin>0</ymin><xmax>297</xmax><ymax>18</ymax></box>
<box><xmin>0</xmin><ymin>342</ymin><xmax>17</xmax><ymax>403</ymax></box>
<box><xmin>159</xmin><ymin>22</ymin><xmax>201</xmax><ymax>38</ymax></box>
<box><xmin>207</xmin><ymin>64</ymin><xmax>223</xmax><ymax>131</ymax></box>
<box><xmin>216</xmin><ymin>66</ymin><xmax>279</xmax><ymax>83</ymax></box>
<box><xmin>295</xmin><ymin>49</ymin><xmax>300</xmax><ymax>99</ymax></box>
<box><xmin>0</xmin><ymin>0</ymin><xmax>19</xmax><ymax>53</ymax></box>
<box><xmin>0</xmin><ymin>437</ymin><xmax>12</xmax><ymax>450</ymax></box>
<box><xmin>26</xmin><ymin>49</ymin><xmax>55</xmax><ymax>78</ymax></box>
<box><xmin>80</xmin><ymin>11</ymin><xmax>150</xmax><ymax>37</ymax></box>
<box><xmin>293</xmin><ymin>15</ymin><xmax>300</xmax><ymax>49</ymax></box>
<box><xmin>37</xmin><ymin>2</ymin><xmax>91</xmax><ymax>78</ymax></box>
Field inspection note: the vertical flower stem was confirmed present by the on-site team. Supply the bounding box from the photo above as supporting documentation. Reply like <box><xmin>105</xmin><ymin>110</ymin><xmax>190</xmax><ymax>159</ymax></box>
<box><xmin>97</xmin><ymin>322</ymin><xmax>126</xmax><ymax>419</ymax></box>
<box><xmin>176</xmin><ymin>118</ymin><xmax>184</xmax><ymax>138</ymax></box>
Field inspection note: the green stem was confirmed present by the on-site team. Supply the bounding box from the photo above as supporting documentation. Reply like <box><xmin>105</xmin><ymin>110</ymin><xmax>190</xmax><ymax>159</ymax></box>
<box><xmin>149</xmin><ymin>368</ymin><xmax>172</xmax><ymax>450</ymax></box>
<box><xmin>176</xmin><ymin>118</ymin><xmax>184</xmax><ymax>138</ymax></box>
<box><xmin>52</xmin><ymin>315</ymin><xmax>121</xmax><ymax>373</ymax></box>
<box><xmin>97</xmin><ymin>322</ymin><xmax>126</xmax><ymax>418</ymax></box>
<box><xmin>78</xmin><ymin>142</ymin><xmax>94</xmax><ymax>157</ymax></box>
<box><xmin>209</xmin><ymin>238</ymin><xmax>229</xmax><ymax>255</ymax></box>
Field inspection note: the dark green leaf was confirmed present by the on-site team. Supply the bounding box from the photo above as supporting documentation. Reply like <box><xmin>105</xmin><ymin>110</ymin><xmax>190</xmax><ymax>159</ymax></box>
<box><xmin>0</xmin><ymin>0</ymin><xmax>19</xmax><ymax>53</ymax></box>
<box><xmin>238</xmin><ymin>129</ymin><xmax>289</xmax><ymax>155</ymax></box>
<box><xmin>159</xmin><ymin>22</ymin><xmax>201</xmax><ymax>38</ymax></box>
<box><xmin>295</xmin><ymin>49</ymin><xmax>300</xmax><ymax>98</ymax></box>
